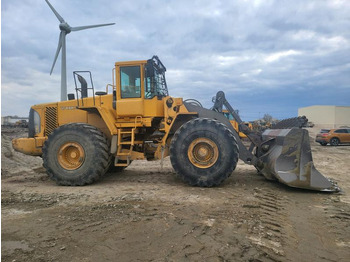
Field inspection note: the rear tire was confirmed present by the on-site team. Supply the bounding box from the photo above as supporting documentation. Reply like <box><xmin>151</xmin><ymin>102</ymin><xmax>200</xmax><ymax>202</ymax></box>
<box><xmin>43</xmin><ymin>123</ymin><xmax>110</xmax><ymax>186</ymax></box>
<box><xmin>320</xmin><ymin>142</ymin><xmax>327</xmax><ymax>146</ymax></box>
<box><xmin>170</xmin><ymin>118</ymin><xmax>239</xmax><ymax>187</ymax></box>
<box><xmin>330</xmin><ymin>137</ymin><xmax>339</xmax><ymax>146</ymax></box>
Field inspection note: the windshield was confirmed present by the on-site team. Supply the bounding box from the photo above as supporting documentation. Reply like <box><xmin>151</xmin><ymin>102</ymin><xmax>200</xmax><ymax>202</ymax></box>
<box><xmin>223</xmin><ymin>112</ymin><xmax>234</xmax><ymax>120</ymax></box>
<box><xmin>145</xmin><ymin>56</ymin><xmax>169</xmax><ymax>99</ymax></box>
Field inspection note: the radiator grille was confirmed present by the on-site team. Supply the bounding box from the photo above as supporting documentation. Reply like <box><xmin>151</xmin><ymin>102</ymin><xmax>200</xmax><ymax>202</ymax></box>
<box><xmin>45</xmin><ymin>107</ymin><xmax>58</xmax><ymax>136</ymax></box>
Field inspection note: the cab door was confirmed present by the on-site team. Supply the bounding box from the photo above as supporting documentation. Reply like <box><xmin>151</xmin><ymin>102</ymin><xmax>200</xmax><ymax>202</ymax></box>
<box><xmin>116</xmin><ymin>64</ymin><xmax>144</xmax><ymax>117</ymax></box>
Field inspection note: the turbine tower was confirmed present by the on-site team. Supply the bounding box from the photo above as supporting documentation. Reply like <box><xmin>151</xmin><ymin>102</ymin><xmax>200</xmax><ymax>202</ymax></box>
<box><xmin>45</xmin><ymin>0</ymin><xmax>115</xmax><ymax>101</ymax></box>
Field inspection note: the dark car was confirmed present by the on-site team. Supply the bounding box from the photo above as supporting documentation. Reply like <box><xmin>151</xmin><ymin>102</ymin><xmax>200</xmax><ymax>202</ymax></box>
<box><xmin>316</xmin><ymin>128</ymin><xmax>350</xmax><ymax>146</ymax></box>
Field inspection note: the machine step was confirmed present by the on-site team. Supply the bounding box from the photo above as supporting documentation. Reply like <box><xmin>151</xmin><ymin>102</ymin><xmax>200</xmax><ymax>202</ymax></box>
<box><xmin>115</xmin><ymin>163</ymin><xmax>128</xmax><ymax>167</ymax></box>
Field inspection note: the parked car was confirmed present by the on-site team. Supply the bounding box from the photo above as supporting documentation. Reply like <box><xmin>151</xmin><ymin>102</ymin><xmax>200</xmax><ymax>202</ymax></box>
<box><xmin>316</xmin><ymin>128</ymin><xmax>350</xmax><ymax>146</ymax></box>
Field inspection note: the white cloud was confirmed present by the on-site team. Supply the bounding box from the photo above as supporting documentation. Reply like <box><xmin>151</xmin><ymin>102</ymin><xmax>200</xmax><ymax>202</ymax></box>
<box><xmin>264</xmin><ymin>50</ymin><xmax>302</xmax><ymax>63</ymax></box>
<box><xmin>240</xmin><ymin>69</ymin><xmax>262</xmax><ymax>78</ymax></box>
<box><xmin>328</xmin><ymin>0</ymin><xmax>350</xmax><ymax>8</ymax></box>
<box><xmin>2</xmin><ymin>68</ymin><xmax>61</xmax><ymax>116</ymax></box>
<box><xmin>291</xmin><ymin>30</ymin><xmax>349</xmax><ymax>52</ymax></box>
<box><xmin>2</xmin><ymin>0</ymin><xmax>350</xmax><ymax>120</ymax></box>
<box><xmin>320</xmin><ymin>36</ymin><xmax>349</xmax><ymax>51</ymax></box>
<box><xmin>215</xmin><ymin>55</ymin><xmax>252</xmax><ymax>67</ymax></box>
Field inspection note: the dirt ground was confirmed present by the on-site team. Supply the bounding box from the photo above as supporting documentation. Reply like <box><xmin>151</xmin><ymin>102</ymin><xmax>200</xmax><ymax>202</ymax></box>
<box><xmin>2</xmin><ymin>127</ymin><xmax>350</xmax><ymax>262</ymax></box>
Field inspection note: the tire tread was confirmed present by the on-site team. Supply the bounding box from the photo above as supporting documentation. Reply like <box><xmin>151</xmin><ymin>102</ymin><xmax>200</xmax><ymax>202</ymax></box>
<box><xmin>170</xmin><ymin>118</ymin><xmax>239</xmax><ymax>187</ymax></box>
<box><xmin>42</xmin><ymin>123</ymin><xmax>110</xmax><ymax>186</ymax></box>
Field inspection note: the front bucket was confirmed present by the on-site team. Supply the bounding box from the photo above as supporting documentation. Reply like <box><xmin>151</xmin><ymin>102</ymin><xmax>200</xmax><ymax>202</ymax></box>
<box><xmin>257</xmin><ymin>128</ymin><xmax>339</xmax><ymax>192</ymax></box>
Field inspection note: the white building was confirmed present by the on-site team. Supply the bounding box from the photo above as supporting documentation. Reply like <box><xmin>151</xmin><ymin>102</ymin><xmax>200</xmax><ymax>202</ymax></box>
<box><xmin>298</xmin><ymin>105</ymin><xmax>350</xmax><ymax>128</ymax></box>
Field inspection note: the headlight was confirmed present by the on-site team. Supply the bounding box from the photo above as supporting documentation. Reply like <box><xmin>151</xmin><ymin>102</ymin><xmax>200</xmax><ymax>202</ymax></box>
<box><xmin>28</xmin><ymin>108</ymin><xmax>41</xmax><ymax>137</ymax></box>
<box><xmin>34</xmin><ymin>110</ymin><xmax>41</xmax><ymax>134</ymax></box>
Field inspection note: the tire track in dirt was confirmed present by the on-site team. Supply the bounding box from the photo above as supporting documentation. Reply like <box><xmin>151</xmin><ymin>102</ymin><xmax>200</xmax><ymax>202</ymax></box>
<box><xmin>2</xmin><ymin>127</ymin><xmax>350</xmax><ymax>261</ymax></box>
<box><xmin>282</xmin><ymin>192</ymin><xmax>347</xmax><ymax>262</ymax></box>
<box><xmin>322</xmin><ymin>195</ymin><xmax>350</xmax><ymax>258</ymax></box>
<box><xmin>247</xmin><ymin>188</ymin><xmax>289</xmax><ymax>262</ymax></box>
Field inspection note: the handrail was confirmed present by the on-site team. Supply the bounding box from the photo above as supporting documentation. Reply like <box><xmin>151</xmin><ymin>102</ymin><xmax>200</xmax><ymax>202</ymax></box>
<box><xmin>112</xmin><ymin>67</ymin><xmax>115</xmax><ymax>90</ymax></box>
<box><xmin>105</xmin><ymin>84</ymin><xmax>115</xmax><ymax>94</ymax></box>
<box><xmin>73</xmin><ymin>71</ymin><xmax>95</xmax><ymax>107</ymax></box>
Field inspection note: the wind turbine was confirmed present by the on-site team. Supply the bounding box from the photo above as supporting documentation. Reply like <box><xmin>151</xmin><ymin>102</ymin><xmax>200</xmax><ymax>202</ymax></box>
<box><xmin>45</xmin><ymin>0</ymin><xmax>115</xmax><ymax>101</ymax></box>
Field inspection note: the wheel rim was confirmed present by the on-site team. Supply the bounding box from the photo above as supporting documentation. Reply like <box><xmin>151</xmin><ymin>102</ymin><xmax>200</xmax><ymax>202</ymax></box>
<box><xmin>57</xmin><ymin>142</ymin><xmax>85</xmax><ymax>170</ymax></box>
<box><xmin>187</xmin><ymin>138</ymin><xmax>219</xmax><ymax>168</ymax></box>
<box><xmin>331</xmin><ymin>139</ymin><xmax>338</xmax><ymax>146</ymax></box>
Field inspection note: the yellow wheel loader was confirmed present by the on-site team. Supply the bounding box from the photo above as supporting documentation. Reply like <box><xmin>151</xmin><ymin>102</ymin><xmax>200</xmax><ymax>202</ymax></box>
<box><xmin>12</xmin><ymin>56</ymin><xmax>339</xmax><ymax>191</ymax></box>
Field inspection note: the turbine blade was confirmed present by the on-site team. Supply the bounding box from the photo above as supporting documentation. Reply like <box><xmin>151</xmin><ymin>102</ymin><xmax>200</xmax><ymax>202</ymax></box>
<box><xmin>45</xmin><ymin>0</ymin><xmax>65</xmax><ymax>23</ymax></box>
<box><xmin>50</xmin><ymin>32</ymin><xmax>64</xmax><ymax>75</ymax></box>
<box><xmin>71</xmin><ymin>23</ymin><xmax>115</xmax><ymax>31</ymax></box>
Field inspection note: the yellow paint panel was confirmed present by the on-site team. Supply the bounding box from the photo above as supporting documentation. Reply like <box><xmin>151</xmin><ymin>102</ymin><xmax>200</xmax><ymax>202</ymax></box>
<box><xmin>143</xmin><ymin>97</ymin><xmax>165</xmax><ymax>117</ymax></box>
<box><xmin>117</xmin><ymin>99</ymin><xmax>144</xmax><ymax>117</ymax></box>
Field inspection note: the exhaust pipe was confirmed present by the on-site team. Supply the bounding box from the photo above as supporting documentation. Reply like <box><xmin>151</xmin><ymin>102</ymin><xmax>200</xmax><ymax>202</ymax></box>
<box><xmin>257</xmin><ymin>128</ymin><xmax>339</xmax><ymax>192</ymax></box>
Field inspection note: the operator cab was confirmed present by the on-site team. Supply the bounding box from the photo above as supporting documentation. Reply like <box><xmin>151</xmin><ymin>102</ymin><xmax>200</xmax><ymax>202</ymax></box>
<box><xmin>70</xmin><ymin>56</ymin><xmax>170</xmax><ymax>117</ymax></box>
<box><xmin>115</xmin><ymin>56</ymin><xmax>169</xmax><ymax>117</ymax></box>
<box><xmin>117</xmin><ymin>56</ymin><xmax>168</xmax><ymax>99</ymax></box>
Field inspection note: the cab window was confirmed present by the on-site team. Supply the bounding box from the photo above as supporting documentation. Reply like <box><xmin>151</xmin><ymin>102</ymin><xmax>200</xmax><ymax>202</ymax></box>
<box><xmin>120</xmin><ymin>66</ymin><xmax>141</xmax><ymax>98</ymax></box>
<box><xmin>224</xmin><ymin>112</ymin><xmax>234</xmax><ymax>120</ymax></box>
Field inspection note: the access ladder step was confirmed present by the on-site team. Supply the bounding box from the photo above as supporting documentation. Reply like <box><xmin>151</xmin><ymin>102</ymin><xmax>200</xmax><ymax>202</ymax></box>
<box><xmin>115</xmin><ymin>163</ymin><xmax>128</xmax><ymax>167</ymax></box>
<box><xmin>119</xmin><ymin>140</ymin><xmax>143</xmax><ymax>145</ymax></box>
<box><xmin>117</xmin><ymin>152</ymin><xmax>132</xmax><ymax>156</ymax></box>
<box><xmin>119</xmin><ymin>131</ymin><xmax>133</xmax><ymax>134</ymax></box>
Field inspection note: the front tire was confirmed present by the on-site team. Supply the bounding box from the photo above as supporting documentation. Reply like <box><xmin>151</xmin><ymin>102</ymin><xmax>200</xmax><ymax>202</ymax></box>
<box><xmin>170</xmin><ymin>118</ymin><xmax>239</xmax><ymax>187</ymax></box>
<box><xmin>43</xmin><ymin>123</ymin><xmax>110</xmax><ymax>186</ymax></box>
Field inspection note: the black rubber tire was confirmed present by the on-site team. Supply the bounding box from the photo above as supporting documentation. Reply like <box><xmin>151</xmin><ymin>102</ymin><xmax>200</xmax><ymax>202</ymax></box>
<box><xmin>320</xmin><ymin>142</ymin><xmax>327</xmax><ymax>146</ymax></box>
<box><xmin>330</xmin><ymin>137</ymin><xmax>339</xmax><ymax>146</ymax></box>
<box><xmin>170</xmin><ymin>118</ymin><xmax>239</xmax><ymax>187</ymax></box>
<box><xmin>42</xmin><ymin>123</ymin><xmax>110</xmax><ymax>186</ymax></box>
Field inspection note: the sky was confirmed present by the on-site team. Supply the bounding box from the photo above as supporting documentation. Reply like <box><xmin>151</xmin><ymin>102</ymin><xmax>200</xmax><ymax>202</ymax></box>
<box><xmin>2</xmin><ymin>0</ymin><xmax>350</xmax><ymax>121</ymax></box>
